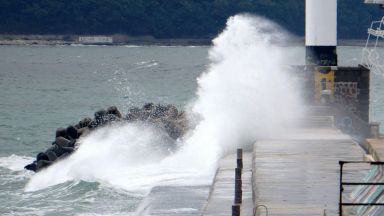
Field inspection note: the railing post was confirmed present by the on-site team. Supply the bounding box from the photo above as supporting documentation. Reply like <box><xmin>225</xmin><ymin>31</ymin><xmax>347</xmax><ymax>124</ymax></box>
<box><xmin>339</xmin><ymin>161</ymin><xmax>344</xmax><ymax>216</ymax></box>
<box><xmin>235</xmin><ymin>167</ymin><xmax>242</xmax><ymax>180</ymax></box>
<box><xmin>235</xmin><ymin>178</ymin><xmax>242</xmax><ymax>204</ymax></box>
<box><xmin>232</xmin><ymin>204</ymin><xmax>240</xmax><ymax>216</ymax></box>
<box><xmin>237</xmin><ymin>148</ymin><xmax>243</xmax><ymax>169</ymax></box>
<box><xmin>338</xmin><ymin>161</ymin><xmax>384</xmax><ymax>213</ymax></box>
<box><xmin>234</xmin><ymin>148</ymin><xmax>243</xmax><ymax>213</ymax></box>
<box><xmin>234</xmin><ymin>167</ymin><xmax>242</xmax><ymax>204</ymax></box>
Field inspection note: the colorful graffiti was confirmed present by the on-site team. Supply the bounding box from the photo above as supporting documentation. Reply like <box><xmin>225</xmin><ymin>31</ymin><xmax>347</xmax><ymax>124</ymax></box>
<box><xmin>314</xmin><ymin>67</ymin><xmax>335</xmax><ymax>104</ymax></box>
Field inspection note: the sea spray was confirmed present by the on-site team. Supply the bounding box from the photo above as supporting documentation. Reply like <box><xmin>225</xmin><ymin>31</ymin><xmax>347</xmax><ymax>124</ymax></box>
<box><xmin>25</xmin><ymin>123</ymin><xmax>179</xmax><ymax>192</ymax></box>
<box><xmin>25</xmin><ymin>14</ymin><xmax>304</xmax><ymax>194</ymax></box>
<box><xmin>167</xmin><ymin>14</ymin><xmax>305</xmax><ymax>170</ymax></box>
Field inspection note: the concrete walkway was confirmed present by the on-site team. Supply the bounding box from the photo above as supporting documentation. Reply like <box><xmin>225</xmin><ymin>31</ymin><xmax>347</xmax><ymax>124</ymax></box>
<box><xmin>253</xmin><ymin>128</ymin><xmax>366</xmax><ymax>216</ymax></box>
<box><xmin>202</xmin><ymin>152</ymin><xmax>254</xmax><ymax>216</ymax></box>
<box><xmin>367</xmin><ymin>138</ymin><xmax>384</xmax><ymax>160</ymax></box>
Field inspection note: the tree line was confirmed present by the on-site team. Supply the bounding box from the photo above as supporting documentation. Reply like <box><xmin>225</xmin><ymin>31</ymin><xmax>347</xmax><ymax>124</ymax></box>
<box><xmin>0</xmin><ymin>0</ymin><xmax>382</xmax><ymax>39</ymax></box>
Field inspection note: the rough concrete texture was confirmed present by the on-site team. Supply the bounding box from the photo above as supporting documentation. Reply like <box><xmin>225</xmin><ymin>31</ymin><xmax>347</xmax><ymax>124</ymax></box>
<box><xmin>202</xmin><ymin>153</ymin><xmax>253</xmax><ymax>216</ymax></box>
<box><xmin>253</xmin><ymin>128</ymin><xmax>367</xmax><ymax>216</ymax></box>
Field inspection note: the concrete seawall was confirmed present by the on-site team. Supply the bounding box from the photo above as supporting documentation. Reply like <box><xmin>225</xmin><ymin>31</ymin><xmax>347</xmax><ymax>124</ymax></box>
<box><xmin>367</xmin><ymin>138</ymin><xmax>384</xmax><ymax>161</ymax></box>
<box><xmin>252</xmin><ymin>128</ymin><xmax>366</xmax><ymax>216</ymax></box>
<box><xmin>202</xmin><ymin>152</ymin><xmax>253</xmax><ymax>216</ymax></box>
<box><xmin>203</xmin><ymin>126</ymin><xmax>369</xmax><ymax>215</ymax></box>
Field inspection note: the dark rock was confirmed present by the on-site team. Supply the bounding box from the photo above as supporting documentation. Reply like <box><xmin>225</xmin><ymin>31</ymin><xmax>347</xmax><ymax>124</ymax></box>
<box><xmin>36</xmin><ymin>152</ymin><xmax>49</xmax><ymax>161</ymax></box>
<box><xmin>55</xmin><ymin>136</ymin><xmax>74</xmax><ymax>148</ymax></box>
<box><xmin>55</xmin><ymin>128</ymin><xmax>67</xmax><ymax>138</ymax></box>
<box><xmin>66</xmin><ymin>125</ymin><xmax>79</xmax><ymax>139</ymax></box>
<box><xmin>24</xmin><ymin>162</ymin><xmax>37</xmax><ymax>172</ymax></box>
<box><xmin>76</xmin><ymin>117</ymin><xmax>92</xmax><ymax>129</ymax></box>
<box><xmin>77</xmin><ymin>127</ymin><xmax>90</xmax><ymax>137</ymax></box>
<box><xmin>143</xmin><ymin>103</ymin><xmax>154</xmax><ymax>111</ymax></box>
<box><xmin>25</xmin><ymin>103</ymin><xmax>189</xmax><ymax>172</ymax></box>
<box><xmin>103</xmin><ymin>114</ymin><xmax>118</xmax><ymax>123</ymax></box>
<box><xmin>163</xmin><ymin>119</ymin><xmax>183</xmax><ymax>140</ymax></box>
<box><xmin>125</xmin><ymin>107</ymin><xmax>141</xmax><ymax>121</ymax></box>
<box><xmin>46</xmin><ymin>150</ymin><xmax>58</xmax><ymax>161</ymax></box>
<box><xmin>94</xmin><ymin>109</ymin><xmax>107</xmax><ymax>125</ymax></box>
<box><xmin>150</xmin><ymin>104</ymin><xmax>167</xmax><ymax>119</ymax></box>
<box><xmin>88</xmin><ymin>120</ymin><xmax>98</xmax><ymax>129</ymax></box>
<box><xmin>46</xmin><ymin>143</ymin><xmax>73</xmax><ymax>158</ymax></box>
<box><xmin>36</xmin><ymin>160</ymin><xmax>52</xmax><ymax>171</ymax></box>
<box><xmin>107</xmin><ymin>106</ymin><xmax>123</xmax><ymax>118</ymax></box>
<box><xmin>166</xmin><ymin>105</ymin><xmax>178</xmax><ymax>119</ymax></box>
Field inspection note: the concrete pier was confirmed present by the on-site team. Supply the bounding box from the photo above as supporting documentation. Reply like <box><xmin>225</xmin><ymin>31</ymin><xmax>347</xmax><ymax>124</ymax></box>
<box><xmin>367</xmin><ymin>138</ymin><xmax>384</xmax><ymax>160</ymax></box>
<box><xmin>202</xmin><ymin>152</ymin><xmax>253</xmax><ymax>216</ymax></box>
<box><xmin>182</xmin><ymin>120</ymin><xmax>381</xmax><ymax>216</ymax></box>
<box><xmin>253</xmin><ymin>128</ymin><xmax>366</xmax><ymax>216</ymax></box>
<box><xmin>203</xmin><ymin>127</ymin><xmax>369</xmax><ymax>215</ymax></box>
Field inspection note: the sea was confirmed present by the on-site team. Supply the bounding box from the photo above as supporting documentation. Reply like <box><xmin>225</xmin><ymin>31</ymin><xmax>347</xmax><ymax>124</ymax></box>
<box><xmin>0</xmin><ymin>21</ymin><xmax>384</xmax><ymax>216</ymax></box>
<box><xmin>0</xmin><ymin>45</ymin><xmax>211</xmax><ymax>216</ymax></box>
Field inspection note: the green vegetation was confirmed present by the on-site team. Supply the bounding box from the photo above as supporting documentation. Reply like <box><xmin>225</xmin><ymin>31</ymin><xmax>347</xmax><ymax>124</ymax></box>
<box><xmin>0</xmin><ymin>0</ymin><xmax>382</xmax><ymax>39</ymax></box>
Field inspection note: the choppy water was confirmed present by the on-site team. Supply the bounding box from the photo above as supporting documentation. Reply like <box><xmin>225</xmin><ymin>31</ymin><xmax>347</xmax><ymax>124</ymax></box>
<box><xmin>0</xmin><ymin>44</ymin><xmax>383</xmax><ymax>216</ymax></box>
<box><xmin>0</xmin><ymin>45</ymin><xmax>210</xmax><ymax>216</ymax></box>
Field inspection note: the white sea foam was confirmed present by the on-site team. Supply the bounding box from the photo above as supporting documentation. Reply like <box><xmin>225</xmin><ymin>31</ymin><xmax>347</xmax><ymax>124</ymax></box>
<box><xmin>25</xmin><ymin>14</ymin><xmax>304</xmax><ymax>193</ymax></box>
<box><xmin>25</xmin><ymin>123</ymin><xmax>178</xmax><ymax>192</ymax></box>
<box><xmin>162</xmin><ymin>14</ymin><xmax>304</xmax><ymax>173</ymax></box>
<box><xmin>0</xmin><ymin>155</ymin><xmax>34</xmax><ymax>171</ymax></box>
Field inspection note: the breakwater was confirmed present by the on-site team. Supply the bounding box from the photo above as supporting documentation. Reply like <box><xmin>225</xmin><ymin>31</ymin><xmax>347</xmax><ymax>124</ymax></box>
<box><xmin>24</xmin><ymin>103</ymin><xmax>188</xmax><ymax>172</ymax></box>
<box><xmin>203</xmin><ymin>114</ymin><xmax>379</xmax><ymax>216</ymax></box>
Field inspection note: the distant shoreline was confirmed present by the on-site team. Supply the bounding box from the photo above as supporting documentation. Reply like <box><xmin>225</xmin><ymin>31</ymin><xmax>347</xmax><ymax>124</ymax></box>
<box><xmin>0</xmin><ymin>34</ymin><xmax>213</xmax><ymax>46</ymax></box>
<box><xmin>338</xmin><ymin>40</ymin><xmax>368</xmax><ymax>46</ymax></box>
<box><xmin>0</xmin><ymin>34</ymin><xmax>368</xmax><ymax>46</ymax></box>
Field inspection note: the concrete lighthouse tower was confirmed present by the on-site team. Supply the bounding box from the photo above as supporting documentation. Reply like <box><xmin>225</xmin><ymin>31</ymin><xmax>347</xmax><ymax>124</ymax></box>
<box><xmin>306</xmin><ymin>0</ymin><xmax>337</xmax><ymax>66</ymax></box>
<box><xmin>304</xmin><ymin>0</ymin><xmax>370</xmax><ymax>124</ymax></box>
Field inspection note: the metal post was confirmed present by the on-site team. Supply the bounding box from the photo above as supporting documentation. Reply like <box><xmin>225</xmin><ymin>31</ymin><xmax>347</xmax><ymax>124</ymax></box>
<box><xmin>235</xmin><ymin>167</ymin><xmax>242</xmax><ymax>180</ymax></box>
<box><xmin>237</xmin><ymin>149</ymin><xmax>243</xmax><ymax>168</ymax></box>
<box><xmin>234</xmin><ymin>149</ymin><xmax>243</xmax><ymax>209</ymax></box>
<box><xmin>237</xmin><ymin>148</ymin><xmax>243</xmax><ymax>159</ymax></box>
<box><xmin>232</xmin><ymin>204</ymin><xmax>240</xmax><ymax>216</ymax></box>
<box><xmin>339</xmin><ymin>161</ymin><xmax>344</xmax><ymax>216</ymax></box>
<box><xmin>234</xmin><ymin>174</ymin><xmax>242</xmax><ymax>204</ymax></box>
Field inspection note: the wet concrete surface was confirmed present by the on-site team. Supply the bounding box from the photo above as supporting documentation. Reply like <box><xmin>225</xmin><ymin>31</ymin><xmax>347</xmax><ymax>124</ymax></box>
<box><xmin>367</xmin><ymin>138</ymin><xmax>384</xmax><ymax>160</ymax></box>
<box><xmin>202</xmin><ymin>153</ymin><xmax>253</xmax><ymax>216</ymax></box>
<box><xmin>135</xmin><ymin>186</ymin><xmax>210</xmax><ymax>215</ymax></box>
<box><xmin>253</xmin><ymin>128</ymin><xmax>367</xmax><ymax>216</ymax></box>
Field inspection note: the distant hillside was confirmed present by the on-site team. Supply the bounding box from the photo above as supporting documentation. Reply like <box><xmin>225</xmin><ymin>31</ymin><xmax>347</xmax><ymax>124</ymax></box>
<box><xmin>0</xmin><ymin>0</ymin><xmax>382</xmax><ymax>39</ymax></box>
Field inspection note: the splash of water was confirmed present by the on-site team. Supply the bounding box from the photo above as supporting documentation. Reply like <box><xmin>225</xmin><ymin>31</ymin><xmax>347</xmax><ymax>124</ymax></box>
<box><xmin>0</xmin><ymin>155</ymin><xmax>34</xmax><ymax>171</ymax></box>
<box><xmin>169</xmin><ymin>14</ymin><xmax>304</xmax><ymax>168</ymax></box>
<box><xmin>25</xmin><ymin>14</ymin><xmax>304</xmax><ymax>193</ymax></box>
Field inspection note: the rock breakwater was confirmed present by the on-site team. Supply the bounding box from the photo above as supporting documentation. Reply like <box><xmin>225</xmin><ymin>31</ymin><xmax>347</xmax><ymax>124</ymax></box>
<box><xmin>24</xmin><ymin>103</ymin><xmax>188</xmax><ymax>172</ymax></box>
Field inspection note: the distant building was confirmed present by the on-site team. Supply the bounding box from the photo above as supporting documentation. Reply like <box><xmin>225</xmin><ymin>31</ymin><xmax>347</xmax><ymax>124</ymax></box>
<box><xmin>78</xmin><ymin>36</ymin><xmax>113</xmax><ymax>44</ymax></box>
<box><xmin>364</xmin><ymin>0</ymin><xmax>384</xmax><ymax>3</ymax></box>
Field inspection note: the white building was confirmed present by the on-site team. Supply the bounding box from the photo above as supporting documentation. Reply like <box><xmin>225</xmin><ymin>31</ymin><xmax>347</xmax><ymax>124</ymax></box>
<box><xmin>78</xmin><ymin>36</ymin><xmax>113</xmax><ymax>44</ymax></box>
<box><xmin>365</xmin><ymin>0</ymin><xmax>384</xmax><ymax>4</ymax></box>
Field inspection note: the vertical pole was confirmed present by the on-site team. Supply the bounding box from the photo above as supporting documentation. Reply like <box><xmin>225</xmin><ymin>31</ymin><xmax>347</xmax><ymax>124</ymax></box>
<box><xmin>237</xmin><ymin>148</ymin><xmax>243</xmax><ymax>169</ymax></box>
<box><xmin>232</xmin><ymin>204</ymin><xmax>240</xmax><ymax>216</ymax></box>
<box><xmin>235</xmin><ymin>148</ymin><xmax>243</xmax><ymax>206</ymax></box>
<box><xmin>235</xmin><ymin>168</ymin><xmax>242</xmax><ymax>204</ymax></box>
<box><xmin>234</xmin><ymin>178</ymin><xmax>242</xmax><ymax>204</ymax></box>
<box><xmin>339</xmin><ymin>161</ymin><xmax>344</xmax><ymax>216</ymax></box>
<box><xmin>235</xmin><ymin>167</ymin><xmax>242</xmax><ymax>180</ymax></box>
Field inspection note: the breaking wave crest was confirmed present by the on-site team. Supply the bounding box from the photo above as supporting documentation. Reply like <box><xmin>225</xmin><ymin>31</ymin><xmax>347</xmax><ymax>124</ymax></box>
<box><xmin>26</xmin><ymin>14</ymin><xmax>304</xmax><ymax>194</ymax></box>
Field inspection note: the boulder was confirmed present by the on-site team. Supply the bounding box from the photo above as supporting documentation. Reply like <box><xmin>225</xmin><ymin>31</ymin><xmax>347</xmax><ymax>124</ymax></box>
<box><xmin>24</xmin><ymin>104</ymin><xmax>189</xmax><ymax>172</ymax></box>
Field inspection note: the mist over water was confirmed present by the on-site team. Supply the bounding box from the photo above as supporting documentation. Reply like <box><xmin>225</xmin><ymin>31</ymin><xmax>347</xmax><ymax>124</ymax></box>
<box><xmin>26</xmin><ymin>123</ymin><xmax>178</xmax><ymax>192</ymax></box>
<box><xmin>184</xmin><ymin>15</ymin><xmax>304</xmax><ymax>159</ymax></box>
<box><xmin>25</xmin><ymin>14</ymin><xmax>304</xmax><ymax>202</ymax></box>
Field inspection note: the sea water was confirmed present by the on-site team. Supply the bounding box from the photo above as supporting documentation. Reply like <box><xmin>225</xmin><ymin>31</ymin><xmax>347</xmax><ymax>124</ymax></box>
<box><xmin>1</xmin><ymin>17</ymin><xmax>384</xmax><ymax>216</ymax></box>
